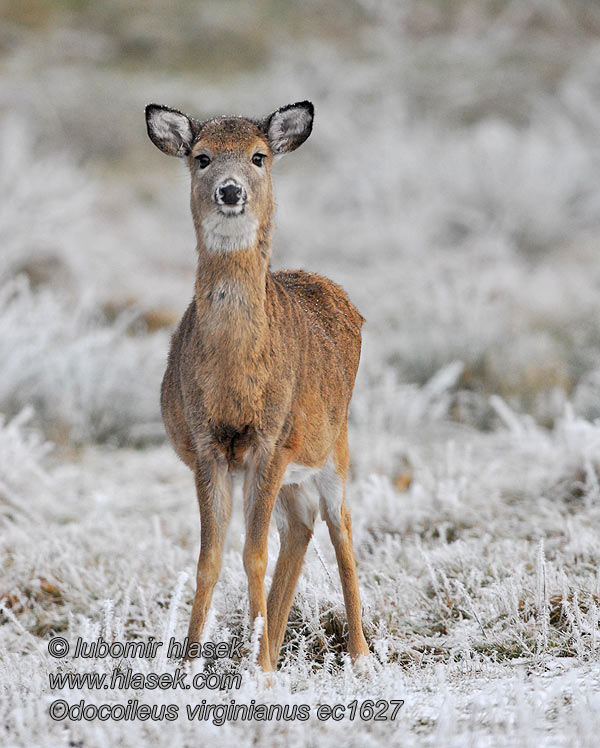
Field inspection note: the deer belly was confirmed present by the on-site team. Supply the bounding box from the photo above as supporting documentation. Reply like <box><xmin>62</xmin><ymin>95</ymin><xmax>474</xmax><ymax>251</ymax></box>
<box><xmin>281</xmin><ymin>462</ymin><xmax>320</xmax><ymax>485</ymax></box>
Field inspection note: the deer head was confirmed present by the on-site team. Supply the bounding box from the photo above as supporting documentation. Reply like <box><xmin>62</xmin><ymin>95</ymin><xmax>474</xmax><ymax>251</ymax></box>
<box><xmin>145</xmin><ymin>101</ymin><xmax>314</xmax><ymax>254</ymax></box>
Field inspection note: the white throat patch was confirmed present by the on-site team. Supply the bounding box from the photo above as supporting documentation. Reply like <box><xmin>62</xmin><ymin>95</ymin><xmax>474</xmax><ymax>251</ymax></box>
<box><xmin>202</xmin><ymin>210</ymin><xmax>258</xmax><ymax>253</ymax></box>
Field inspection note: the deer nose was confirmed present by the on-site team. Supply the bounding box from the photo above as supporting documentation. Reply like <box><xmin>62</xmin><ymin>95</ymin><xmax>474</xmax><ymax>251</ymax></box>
<box><xmin>216</xmin><ymin>181</ymin><xmax>245</xmax><ymax>206</ymax></box>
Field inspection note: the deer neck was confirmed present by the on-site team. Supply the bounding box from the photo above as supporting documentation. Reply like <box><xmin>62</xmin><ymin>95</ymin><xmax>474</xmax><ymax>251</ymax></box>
<box><xmin>193</xmin><ymin>230</ymin><xmax>273</xmax><ymax>428</ymax></box>
<box><xmin>194</xmin><ymin>228</ymin><xmax>271</xmax><ymax>362</ymax></box>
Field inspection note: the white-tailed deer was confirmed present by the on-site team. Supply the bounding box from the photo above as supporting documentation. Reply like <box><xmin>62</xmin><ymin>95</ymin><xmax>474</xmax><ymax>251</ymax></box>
<box><xmin>145</xmin><ymin>100</ymin><xmax>369</xmax><ymax>671</ymax></box>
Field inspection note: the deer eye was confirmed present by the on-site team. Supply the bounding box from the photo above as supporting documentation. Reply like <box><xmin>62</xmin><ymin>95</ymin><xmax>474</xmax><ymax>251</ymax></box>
<box><xmin>252</xmin><ymin>153</ymin><xmax>266</xmax><ymax>167</ymax></box>
<box><xmin>195</xmin><ymin>154</ymin><xmax>211</xmax><ymax>168</ymax></box>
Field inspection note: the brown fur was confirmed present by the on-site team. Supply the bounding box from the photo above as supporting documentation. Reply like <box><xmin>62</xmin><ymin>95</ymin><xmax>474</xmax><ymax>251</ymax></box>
<box><xmin>148</xmin><ymin>104</ymin><xmax>370</xmax><ymax>671</ymax></box>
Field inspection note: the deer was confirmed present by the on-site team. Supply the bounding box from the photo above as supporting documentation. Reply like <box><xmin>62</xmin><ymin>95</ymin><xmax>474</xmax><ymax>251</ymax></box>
<box><xmin>145</xmin><ymin>100</ymin><xmax>370</xmax><ymax>673</ymax></box>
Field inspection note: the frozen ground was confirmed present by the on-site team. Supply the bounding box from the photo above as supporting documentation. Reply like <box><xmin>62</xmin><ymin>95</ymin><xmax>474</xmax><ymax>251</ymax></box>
<box><xmin>2</xmin><ymin>406</ymin><xmax>600</xmax><ymax>746</ymax></box>
<box><xmin>1</xmin><ymin>1</ymin><xmax>600</xmax><ymax>745</ymax></box>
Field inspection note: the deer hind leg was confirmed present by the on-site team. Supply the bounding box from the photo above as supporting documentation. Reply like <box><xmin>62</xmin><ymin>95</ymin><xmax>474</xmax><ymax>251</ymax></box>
<box><xmin>267</xmin><ymin>484</ymin><xmax>316</xmax><ymax>668</ymax></box>
<box><xmin>317</xmin><ymin>430</ymin><xmax>369</xmax><ymax>662</ymax></box>
<box><xmin>186</xmin><ymin>457</ymin><xmax>232</xmax><ymax>658</ymax></box>
<box><xmin>242</xmin><ymin>450</ymin><xmax>288</xmax><ymax>672</ymax></box>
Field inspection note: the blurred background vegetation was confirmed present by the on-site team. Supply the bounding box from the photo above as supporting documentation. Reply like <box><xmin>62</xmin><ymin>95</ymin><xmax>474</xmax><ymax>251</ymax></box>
<box><xmin>2</xmin><ymin>0</ymin><xmax>600</xmax><ymax>446</ymax></box>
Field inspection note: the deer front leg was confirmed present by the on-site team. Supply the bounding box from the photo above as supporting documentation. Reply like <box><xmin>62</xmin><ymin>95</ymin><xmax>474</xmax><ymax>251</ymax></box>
<box><xmin>242</xmin><ymin>449</ymin><xmax>288</xmax><ymax>672</ymax></box>
<box><xmin>186</xmin><ymin>457</ymin><xmax>232</xmax><ymax>659</ymax></box>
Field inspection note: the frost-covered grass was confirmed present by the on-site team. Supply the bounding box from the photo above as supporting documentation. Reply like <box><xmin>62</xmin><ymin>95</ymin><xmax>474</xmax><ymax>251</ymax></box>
<box><xmin>2</xmin><ymin>1</ymin><xmax>600</xmax><ymax>745</ymax></box>
<box><xmin>0</xmin><ymin>278</ymin><xmax>168</xmax><ymax>445</ymax></box>
<box><xmin>1</xmin><ymin>402</ymin><xmax>600</xmax><ymax>746</ymax></box>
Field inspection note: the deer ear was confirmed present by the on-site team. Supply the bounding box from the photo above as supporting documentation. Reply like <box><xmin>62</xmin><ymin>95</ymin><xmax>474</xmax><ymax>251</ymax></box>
<box><xmin>263</xmin><ymin>101</ymin><xmax>314</xmax><ymax>155</ymax></box>
<box><xmin>145</xmin><ymin>104</ymin><xmax>195</xmax><ymax>157</ymax></box>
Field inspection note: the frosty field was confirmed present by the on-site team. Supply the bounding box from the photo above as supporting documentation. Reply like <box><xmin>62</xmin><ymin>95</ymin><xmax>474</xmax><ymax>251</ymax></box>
<box><xmin>1</xmin><ymin>1</ymin><xmax>600</xmax><ymax>745</ymax></box>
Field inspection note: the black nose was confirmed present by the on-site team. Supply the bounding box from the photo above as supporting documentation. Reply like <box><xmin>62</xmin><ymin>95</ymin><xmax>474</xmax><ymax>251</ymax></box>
<box><xmin>218</xmin><ymin>183</ymin><xmax>243</xmax><ymax>205</ymax></box>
